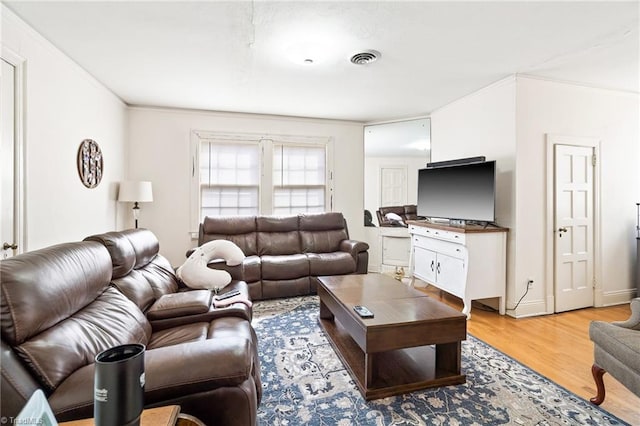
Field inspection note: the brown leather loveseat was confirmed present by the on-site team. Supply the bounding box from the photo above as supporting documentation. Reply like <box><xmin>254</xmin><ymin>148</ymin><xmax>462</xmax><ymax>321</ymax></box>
<box><xmin>196</xmin><ymin>212</ymin><xmax>369</xmax><ymax>300</ymax></box>
<box><xmin>376</xmin><ymin>204</ymin><xmax>424</xmax><ymax>227</ymax></box>
<box><xmin>1</xmin><ymin>239</ymin><xmax>260</xmax><ymax>425</ymax></box>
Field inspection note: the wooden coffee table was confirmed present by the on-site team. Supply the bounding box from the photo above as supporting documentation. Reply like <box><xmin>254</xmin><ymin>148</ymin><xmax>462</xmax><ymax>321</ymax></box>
<box><xmin>317</xmin><ymin>274</ymin><xmax>467</xmax><ymax>400</ymax></box>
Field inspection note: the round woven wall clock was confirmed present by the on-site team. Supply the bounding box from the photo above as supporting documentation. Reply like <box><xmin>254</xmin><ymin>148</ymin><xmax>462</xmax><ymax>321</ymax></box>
<box><xmin>77</xmin><ymin>139</ymin><xmax>103</xmax><ymax>188</ymax></box>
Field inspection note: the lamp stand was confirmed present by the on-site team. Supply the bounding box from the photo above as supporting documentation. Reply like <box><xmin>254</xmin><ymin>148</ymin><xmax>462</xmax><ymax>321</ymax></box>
<box><xmin>132</xmin><ymin>202</ymin><xmax>140</xmax><ymax>229</ymax></box>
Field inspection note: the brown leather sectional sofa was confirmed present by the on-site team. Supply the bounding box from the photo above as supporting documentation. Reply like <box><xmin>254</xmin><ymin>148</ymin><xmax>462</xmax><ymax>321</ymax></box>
<box><xmin>197</xmin><ymin>212</ymin><xmax>369</xmax><ymax>300</ymax></box>
<box><xmin>1</xmin><ymin>229</ymin><xmax>260</xmax><ymax>425</ymax></box>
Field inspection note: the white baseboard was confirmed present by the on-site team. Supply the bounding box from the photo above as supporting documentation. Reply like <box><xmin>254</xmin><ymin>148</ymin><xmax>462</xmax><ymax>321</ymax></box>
<box><xmin>506</xmin><ymin>299</ymin><xmax>550</xmax><ymax>318</ymax></box>
<box><xmin>600</xmin><ymin>289</ymin><xmax>637</xmax><ymax>306</ymax></box>
<box><xmin>506</xmin><ymin>291</ymin><xmax>636</xmax><ymax>318</ymax></box>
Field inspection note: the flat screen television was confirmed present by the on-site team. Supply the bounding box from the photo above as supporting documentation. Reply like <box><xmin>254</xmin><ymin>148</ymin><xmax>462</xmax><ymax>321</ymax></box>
<box><xmin>417</xmin><ymin>160</ymin><xmax>496</xmax><ymax>222</ymax></box>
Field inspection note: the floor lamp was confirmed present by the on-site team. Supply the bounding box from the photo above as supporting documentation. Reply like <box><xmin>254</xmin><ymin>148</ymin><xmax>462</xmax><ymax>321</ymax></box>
<box><xmin>118</xmin><ymin>181</ymin><xmax>153</xmax><ymax>229</ymax></box>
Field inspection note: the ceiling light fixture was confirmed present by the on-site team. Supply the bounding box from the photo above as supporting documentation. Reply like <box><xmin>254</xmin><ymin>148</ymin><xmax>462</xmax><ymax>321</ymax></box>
<box><xmin>350</xmin><ymin>50</ymin><xmax>381</xmax><ymax>65</ymax></box>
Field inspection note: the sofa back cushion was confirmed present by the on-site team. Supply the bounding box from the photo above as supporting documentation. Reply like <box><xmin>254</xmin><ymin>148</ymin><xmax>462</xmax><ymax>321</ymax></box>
<box><xmin>84</xmin><ymin>231</ymin><xmax>136</xmax><ymax>278</ymax></box>
<box><xmin>1</xmin><ymin>242</ymin><xmax>111</xmax><ymax>345</ymax></box>
<box><xmin>20</xmin><ymin>288</ymin><xmax>150</xmax><ymax>392</ymax></box>
<box><xmin>299</xmin><ymin>212</ymin><xmax>349</xmax><ymax>253</ymax></box>
<box><xmin>122</xmin><ymin>228</ymin><xmax>161</xmax><ymax>269</ymax></box>
<box><xmin>403</xmin><ymin>204</ymin><xmax>419</xmax><ymax>220</ymax></box>
<box><xmin>257</xmin><ymin>215</ymin><xmax>300</xmax><ymax>255</ymax></box>
<box><xmin>0</xmin><ymin>242</ymin><xmax>151</xmax><ymax>392</ymax></box>
<box><xmin>200</xmin><ymin>216</ymin><xmax>258</xmax><ymax>256</ymax></box>
<box><xmin>86</xmin><ymin>229</ymin><xmax>180</xmax><ymax>311</ymax></box>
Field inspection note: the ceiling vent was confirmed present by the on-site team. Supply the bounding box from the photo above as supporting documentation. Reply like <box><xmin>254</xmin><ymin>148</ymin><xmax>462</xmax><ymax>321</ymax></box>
<box><xmin>350</xmin><ymin>50</ymin><xmax>381</xmax><ymax>65</ymax></box>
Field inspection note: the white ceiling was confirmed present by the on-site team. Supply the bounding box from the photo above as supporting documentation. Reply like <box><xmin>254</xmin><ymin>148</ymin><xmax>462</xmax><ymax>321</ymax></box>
<box><xmin>4</xmin><ymin>1</ymin><xmax>639</xmax><ymax>122</ymax></box>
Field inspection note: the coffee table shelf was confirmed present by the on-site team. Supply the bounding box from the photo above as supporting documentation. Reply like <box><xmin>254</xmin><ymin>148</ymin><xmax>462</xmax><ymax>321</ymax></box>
<box><xmin>317</xmin><ymin>274</ymin><xmax>467</xmax><ymax>400</ymax></box>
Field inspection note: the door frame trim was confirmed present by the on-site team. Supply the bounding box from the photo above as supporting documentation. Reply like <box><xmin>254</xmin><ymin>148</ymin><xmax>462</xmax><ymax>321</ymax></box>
<box><xmin>545</xmin><ymin>134</ymin><xmax>601</xmax><ymax>312</ymax></box>
<box><xmin>1</xmin><ymin>45</ymin><xmax>26</xmax><ymax>254</ymax></box>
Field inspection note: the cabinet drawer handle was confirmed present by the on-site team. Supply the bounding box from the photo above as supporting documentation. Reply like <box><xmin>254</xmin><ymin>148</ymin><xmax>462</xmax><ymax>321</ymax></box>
<box><xmin>430</xmin><ymin>260</ymin><xmax>435</xmax><ymax>271</ymax></box>
<box><xmin>436</xmin><ymin>262</ymin><xmax>441</xmax><ymax>274</ymax></box>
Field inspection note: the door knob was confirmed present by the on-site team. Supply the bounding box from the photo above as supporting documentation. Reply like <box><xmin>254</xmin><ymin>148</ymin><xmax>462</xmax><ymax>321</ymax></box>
<box><xmin>3</xmin><ymin>242</ymin><xmax>18</xmax><ymax>250</ymax></box>
<box><xmin>558</xmin><ymin>227</ymin><xmax>568</xmax><ymax>233</ymax></box>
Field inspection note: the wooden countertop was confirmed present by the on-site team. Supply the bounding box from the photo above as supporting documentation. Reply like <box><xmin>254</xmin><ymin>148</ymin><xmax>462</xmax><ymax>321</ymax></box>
<box><xmin>60</xmin><ymin>406</ymin><xmax>180</xmax><ymax>426</ymax></box>
<box><xmin>407</xmin><ymin>220</ymin><xmax>509</xmax><ymax>233</ymax></box>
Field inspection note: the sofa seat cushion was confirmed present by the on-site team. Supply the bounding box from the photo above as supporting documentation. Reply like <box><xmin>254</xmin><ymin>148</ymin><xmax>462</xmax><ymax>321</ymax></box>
<box><xmin>307</xmin><ymin>252</ymin><xmax>356</xmax><ymax>275</ymax></box>
<box><xmin>261</xmin><ymin>254</ymin><xmax>309</xmax><ymax>280</ymax></box>
<box><xmin>147</xmin><ymin>323</ymin><xmax>209</xmax><ymax>349</ymax></box>
<box><xmin>590</xmin><ymin>321</ymin><xmax>640</xmax><ymax>373</ymax></box>
<box><xmin>50</xmin><ymin>338</ymin><xmax>256</xmax><ymax>422</ymax></box>
<box><xmin>207</xmin><ymin>317</ymin><xmax>256</xmax><ymax>342</ymax></box>
<box><xmin>242</xmin><ymin>255</ymin><xmax>261</xmax><ymax>283</ymax></box>
<box><xmin>146</xmin><ymin>290</ymin><xmax>213</xmax><ymax>321</ymax></box>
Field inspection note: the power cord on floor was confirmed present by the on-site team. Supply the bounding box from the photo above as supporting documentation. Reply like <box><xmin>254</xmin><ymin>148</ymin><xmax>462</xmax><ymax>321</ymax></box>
<box><xmin>512</xmin><ymin>280</ymin><xmax>533</xmax><ymax>310</ymax></box>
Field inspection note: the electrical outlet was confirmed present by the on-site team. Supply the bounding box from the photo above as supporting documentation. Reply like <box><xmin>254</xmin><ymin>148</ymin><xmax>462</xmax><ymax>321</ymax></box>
<box><xmin>527</xmin><ymin>279</ymin><xmax>534</xmax><ymax>289</ymax></box>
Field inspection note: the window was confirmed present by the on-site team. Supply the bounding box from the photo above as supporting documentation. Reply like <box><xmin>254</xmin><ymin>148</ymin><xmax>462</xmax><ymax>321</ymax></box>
<box><xmin>191</xmin><ymin>132</ymin><xmax>332</xmax><ymax>229</ymax></box>
<box><xmin>273</xmin><ymin>144</ymin><xmax>326</xmax><ymax>215</ymax></box>
<box><xmin>199</xmin><ymin>141</ymin><xmax>260</xmax><ymax>217</ymax></box>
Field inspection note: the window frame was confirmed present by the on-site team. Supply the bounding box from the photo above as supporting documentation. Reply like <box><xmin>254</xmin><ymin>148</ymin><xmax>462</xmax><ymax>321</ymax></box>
<box><xmin>190</xmin><ymin>130</ymin><xmax>334</xmax><ymax>236</ymax></box>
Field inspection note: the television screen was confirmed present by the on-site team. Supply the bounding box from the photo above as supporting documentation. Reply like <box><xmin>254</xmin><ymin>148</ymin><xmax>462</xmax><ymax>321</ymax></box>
<box><xmin>417</xmin><ymin>161</ymin><xmax>496</xmax><ymax>222</ymax></box>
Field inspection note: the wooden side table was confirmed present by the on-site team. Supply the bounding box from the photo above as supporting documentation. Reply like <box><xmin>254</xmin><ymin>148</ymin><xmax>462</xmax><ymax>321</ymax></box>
<box><xmin>60</xmin><ymin>405</ymin><xmax>180</xmax><ymax>426</ymax></box>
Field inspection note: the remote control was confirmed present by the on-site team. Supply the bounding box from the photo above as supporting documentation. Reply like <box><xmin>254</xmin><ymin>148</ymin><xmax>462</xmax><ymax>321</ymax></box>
<box><xmin>215</xmin><ymin>290</ymin><xmax>241</xmax><ymax>301</ymax></box>
<box><xmin>353</xmin><ymin>305</ymin><xmax>374</xmax><ymax>318</ymax></box>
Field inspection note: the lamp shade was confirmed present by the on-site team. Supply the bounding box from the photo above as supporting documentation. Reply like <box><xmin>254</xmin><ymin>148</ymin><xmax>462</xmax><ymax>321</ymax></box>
<box><xmin>118</xmin><ymin>181</ymin><xmax>153</xmax><ymax>203</ymax></box>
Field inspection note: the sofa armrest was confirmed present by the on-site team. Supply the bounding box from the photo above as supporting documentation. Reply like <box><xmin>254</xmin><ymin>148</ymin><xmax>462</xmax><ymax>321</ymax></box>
<box><xmin>339</xmin><ymin>239</ymin><xmax>369</xmax><ymax>258</ymax></box>
<box><xmin>340</xmin><ymin>239</ymin><xmax>369</xmax><ymax>274</ymax></box>
<box><xmin>146</xmin><ymin>290</ymin><xmax>213</xmax><ymax>321</ymax></box>
<box><xmin>612</xmin><ymin>298</ymin><xmax>640</xmax><ymax>330</ymax></box>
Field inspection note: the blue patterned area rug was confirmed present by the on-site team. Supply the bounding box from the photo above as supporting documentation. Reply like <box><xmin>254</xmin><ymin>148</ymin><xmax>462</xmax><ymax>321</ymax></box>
<box><xmin>252</xmin><ymin>296</ymin><xmax>628</xmax><ymax>426</ymax></box>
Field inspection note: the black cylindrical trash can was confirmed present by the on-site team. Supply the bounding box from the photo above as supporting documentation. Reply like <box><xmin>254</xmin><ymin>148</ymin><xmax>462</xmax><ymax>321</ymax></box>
<box><xmin>94</xmin><ymin>344</ymin><xmax>145</xmax><ymax>426</ymax></box>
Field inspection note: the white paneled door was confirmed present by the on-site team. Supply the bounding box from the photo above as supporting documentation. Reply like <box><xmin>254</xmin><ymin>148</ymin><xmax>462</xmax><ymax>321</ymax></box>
<box><xmin>380</xmin><ymin>166</ymin><xmax>407</xmax><ymax>207</ymax></box>
<box><xmin>1</xmin><ymin>58</ymin><xmax>17</xmax><ymax>259</ymax></box>
<box><xmin>554</xmin><ymin>144</ymin><xmax>595</xmax><ymax>312</ymax></box>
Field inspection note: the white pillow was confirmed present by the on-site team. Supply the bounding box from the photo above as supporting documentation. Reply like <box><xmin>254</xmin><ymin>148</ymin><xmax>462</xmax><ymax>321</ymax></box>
<box><xmin>176</xmin><ymin>240</ymin><xmax>245</xmax><ymax>290</ymax></box>
<box><xmin>385</xmin><ymin>212</ymin><xmax>406</xmax><ymax>227</ymax></box>
<box><xmin>385</xmin><ymin>212</ymin><xmax>403</xmax><ymax>222</ymax></box>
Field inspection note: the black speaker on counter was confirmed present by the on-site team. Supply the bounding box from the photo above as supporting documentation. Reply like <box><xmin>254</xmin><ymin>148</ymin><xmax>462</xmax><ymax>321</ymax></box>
<box><xmin>426</xmin><ymin>156</ymin><xmax>486</xmax><ymax>168</ymax></box>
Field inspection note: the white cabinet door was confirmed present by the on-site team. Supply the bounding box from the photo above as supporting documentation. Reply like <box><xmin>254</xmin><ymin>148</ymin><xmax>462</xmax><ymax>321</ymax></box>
<box><xmin>436</xmin><ymin>253</ymin><xmax>465</xmax><ymax>296</ymax></box>
<box><xmin>414</xmin><ymin>246</ymin><xmax>436</xmax><ymax>283</ymax></box>
<box><xmin>382</xmin><ymin>235</ymin><xmax>411</xmax><ymax>267</ymax></box>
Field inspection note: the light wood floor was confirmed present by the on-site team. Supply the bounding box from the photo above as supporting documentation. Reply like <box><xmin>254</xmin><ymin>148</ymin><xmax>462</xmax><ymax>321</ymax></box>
<box><xmin>416</xmin><ymin>284</ymin><xmax>640</xmax><ymax>425</ymax></box>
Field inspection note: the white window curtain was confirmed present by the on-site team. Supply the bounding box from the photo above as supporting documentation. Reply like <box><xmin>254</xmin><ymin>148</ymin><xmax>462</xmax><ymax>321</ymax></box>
<box><xmin>199</xmin><ymin>141</ymin><xmax>260</xmax><ymax>219</ymax></box>
<box><xmin>273</xmin><ymin>144</ymin><xmax>326</xmax><ymax>215</ymax></box>
<box><xmin>192</xmin><ymin>132</ymin><xmax>332</xmax><ymax>229</ymax></box>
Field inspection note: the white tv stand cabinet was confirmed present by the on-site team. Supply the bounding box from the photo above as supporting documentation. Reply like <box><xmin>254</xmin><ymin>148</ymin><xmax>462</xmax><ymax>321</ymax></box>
<box><xmin>408</xmin><ymin>221</ymin><xmax>508</xmax><ymax>318</ymax></box>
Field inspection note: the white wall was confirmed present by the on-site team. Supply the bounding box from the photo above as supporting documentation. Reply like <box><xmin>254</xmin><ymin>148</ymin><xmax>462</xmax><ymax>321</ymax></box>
<box><xmin>430</xmin><ymin>76</ymin><xmax>518</xmax><ymax>310</ymax></box>
<box><xmin>1</xmin><ymin>6</ymin><xmax>128</xmax><ymax>250</ymax></box>
<box><xmin>516</xmin><ymin>76</ymin><xmax>639</xmax><ymax>313</ymax></box>
<box><xmin>430</xmin><ymin>74</ymin><xmax>639</xmax><ymax>317</ymax></box>
<box><xmin>127</xmin><ymin>107</ymin><xmax>364</xmax><ymax>267</ymax></box>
